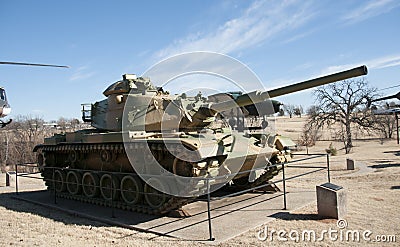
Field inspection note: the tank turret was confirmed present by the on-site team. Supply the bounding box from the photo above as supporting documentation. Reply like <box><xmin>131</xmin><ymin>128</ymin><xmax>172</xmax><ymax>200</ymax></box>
<box><xmin>83</xmin><ymin>66</ymin><xmax>367</xmax><ymax>132</ymax></box>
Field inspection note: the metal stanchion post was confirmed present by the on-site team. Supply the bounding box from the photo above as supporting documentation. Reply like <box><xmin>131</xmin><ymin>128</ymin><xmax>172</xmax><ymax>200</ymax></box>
<box><xmin>53</xmin><ymin>168</ymin><xmax>57</xmax><ymax>204</ymax></box>
<box><xmin>282</xmin><ymin>163</ymin><xmax>287</xmax><ymax>210</ymax></box>
<box><xmin>326</xmin><ymin>154</ymin><xmax>330</xmax><ymax>183</ymax></box>
<box><xmin>111</xmin><ymin>173</ymin><xmax>115</xmax><ymax>218</ymax></box>
<box><xmin>6</xmin><ymin>172</ymin><xmax>10</xmax><ymax>186</ymax></box>
<box><xmin>206</xmin><ymin>178</ymin><xmax>214</xmax><ymax>241</ymax></box>
<box><xmin>15</xmin><ymin>164</ymin><xmax>18</xmax><ymax>195</ymax></box>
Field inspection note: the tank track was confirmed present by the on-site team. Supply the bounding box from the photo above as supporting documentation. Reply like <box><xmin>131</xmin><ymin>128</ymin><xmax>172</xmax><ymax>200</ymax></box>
<box><xmin>54</xmin><ymin>190</ymin><xmax>191</xmax><ymax>215</ymax></box>
<box><xmin>37</xmin><ymin>143</ymin><xmax>284</xmax><ymax>215</ymax></box>
<box><xmin>36</xmin><ymin>143</ymin><xmax>193</xmax><ymax>215</ymax></box>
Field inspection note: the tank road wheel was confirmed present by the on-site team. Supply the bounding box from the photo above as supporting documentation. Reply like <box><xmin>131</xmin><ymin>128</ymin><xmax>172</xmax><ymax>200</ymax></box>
<box><xmin>44</xmin><ymin>152</ymin><xmax>56</xmax><ymax>166</ymax></box>
<box><xmin>66</xmin><ymin>171</ymin><xmax>82</xmax><ymax>195</ymax></box>
<box><xmin>100</xmin><ymin>150</ymin><xmax>112</xmax><ymax>163</ymax></box>
<box><xmin>37</xmin><ymin>153</ymin><xmax>44</xmax><ymax>168</ymax></box>
<box><xmin>120</xmin><ymin>175</ymin><xmax>143</xmax><ymax>205</ymax></box>
<box><xmin>82</xmin><ymin>172</ymin><xmax>100</xmax><ymax>198</ymax></box>
<box><xmin>100</xmin><ymin>174</ymin><xmax>119</xmax><ymax>201</ymax></box>
<box><xmin>53</xmin><ymin>169</ymin><xmax>67</xmax><ymax>193</ymax></box>
<box><xmin>69</xmin><ymin>150</ymin><xmax>79</xmax><ymax>163</ymax></box>
<box><xmin>41</xmin><ymin>167</ymin><xmax>54</xmax><ymax>188</ymax></box>
<box><xmin>144</xmin><ymin>177</ymin><xmax>169</xmax><ymax>209</ymax></box>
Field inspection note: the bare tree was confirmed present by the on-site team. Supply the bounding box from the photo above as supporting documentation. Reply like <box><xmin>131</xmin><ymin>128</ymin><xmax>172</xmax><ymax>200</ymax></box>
<box><xmin>57</xmin><ymin>117</ymin><xmax>68</xmax><ymax>132</ymax></box>
<box><xmin>56</xmin><ymin>117</ymin><xmax>83</xmax><ymax>132</ymax></box>
<box><xmin>70</xmin><ymin>118</ymin><xmax>81</xmax><ymax>131</ymax></box>
<box><xmin>294</xmin><ymin>105</ymin><xmax>303</xmax><ymax>118</ymax></box>
<box><xmin>0</xmin><ymin>116</ymin><xmax>39</xmax><ymax>168</ymax></box>
<box><xmin>298</xmin><ymin>122</ymin><xmax>321</xmax><ymax>154</ymax></box>
<box><xmin>306</xmin><ymin>105</ymin><xmax>319</xmax><ymax>116</ymax></box>
<box><xmin>307</xmin><ymin>78</ymin><xmax>377</xmax><ymax>153</ymax></box>
<box><xmin>375</xmin><ymin>115</ymin><xmax>397</xmax><ymax>139</ymax></box>
<box><xmin>283</xmin><ymin>104</ymin><xmax>296</xmax><ymax>118</ymax></box>
<box><xmin>0</xmin><ymin>115</ymin><xmax>88</xmax><ymax>172</ymax></box>
<box><xmin>370</xmin><ymin>103</ymin><xmax>397</xmax><ymax>139</ymax></box>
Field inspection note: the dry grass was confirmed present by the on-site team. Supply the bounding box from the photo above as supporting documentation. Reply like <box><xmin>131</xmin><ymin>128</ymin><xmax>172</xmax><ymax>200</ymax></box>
<box><xmin>0</xmin><ymin>116</ymin><xmax>399</xmax><ymax>246</ymax></box>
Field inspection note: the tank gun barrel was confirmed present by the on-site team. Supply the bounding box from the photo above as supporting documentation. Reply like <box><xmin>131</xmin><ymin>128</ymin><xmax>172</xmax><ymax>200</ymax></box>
<box><xmin>210</xmin><ymin>65</ymin><xmax>367</xmax><ymax>113</ymax></box>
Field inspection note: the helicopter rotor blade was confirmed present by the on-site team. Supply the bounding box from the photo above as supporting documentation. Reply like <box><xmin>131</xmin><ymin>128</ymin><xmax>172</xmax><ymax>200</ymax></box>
<box><xmin>0</xmin><ymin>61</ymin><xmax>69</xmax><ymax>68</ymax></box>
<box><xmin>371</xmin><ymin>91</ymin><xmax>400</xmax><ymax>103</ymax></box>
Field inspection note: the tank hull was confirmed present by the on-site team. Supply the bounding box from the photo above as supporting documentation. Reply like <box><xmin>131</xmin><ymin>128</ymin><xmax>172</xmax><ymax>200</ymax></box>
<box><xmin>35</xmin><ymin>130</ymin><xmax>287</xmax><ymax>215</ymax></box>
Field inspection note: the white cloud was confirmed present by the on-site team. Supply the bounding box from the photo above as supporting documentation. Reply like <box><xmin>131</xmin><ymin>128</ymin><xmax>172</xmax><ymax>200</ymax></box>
<box><xmin>155</xmin><ymin>0</ymin><xmax>316</xmax><ymax>59</ymax></box>
<box><xmin>143</xmin><ymin>52</ymin><xmax>266</xmax><ymax>92</ymax></box>
<box><xmin>319</xmin><ymin>64</ymin><xmax>363</xmax><ymax>76</ymax></box>
<box><xmin>267</xmin><ymin>54</ymin><xmax>400</xmax><ymax>92</ymax></box>
<box><xmin>70</xmin><ymin>66</ymin><xmax>95</xmax><ymax>81</ymax></box>
<box><xmin>282</xmin><ymin>28</ymin><xmax>317</xmax><ymax>44</ymax></box>
<box><xmin>367</xmin><ymin>55</ymin><xmax>400</xmax><ymax>69</ymax></box>
<box><xmin>342</xmin><ymin>0</ymin><xmax>400</xmax><ymax>24</ymax></box>
<box><xmin>318</xmin><ymin>54</ymin><xmax>400</xmax><ymax>76</ymax></box>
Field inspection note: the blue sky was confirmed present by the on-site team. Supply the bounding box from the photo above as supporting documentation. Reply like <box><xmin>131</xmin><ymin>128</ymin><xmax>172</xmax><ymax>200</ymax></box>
<box><xmin>1</xmin><ymin>0</ymin><xmax>399</xmax><ymax>121</ymax></box>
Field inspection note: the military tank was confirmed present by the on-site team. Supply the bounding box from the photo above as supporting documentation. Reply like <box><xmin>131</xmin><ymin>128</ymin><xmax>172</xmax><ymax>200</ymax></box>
<box><xmin>34</xmin><ymin>65</ymin><xmax>367</xmax><ymax>215</ymax></box>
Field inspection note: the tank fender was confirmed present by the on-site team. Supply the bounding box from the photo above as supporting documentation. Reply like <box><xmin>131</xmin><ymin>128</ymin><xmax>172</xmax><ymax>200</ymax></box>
<box><xmin>248</xmin><ymin>166</ymin><xmax>266</xmax><ymax>183</ymax></box>
<box><xmin>248</xmin><ymin>154</ymin><xmax>270</xmax><ymax>183</ymax></box>
<box><xmin>33</xmin><ymin>144</ymin><xmax>43</xmax><ymax>152</ymax></box>
<box><xmin>269</xmin><ymin>135</ymin><xmax>296</xmax><ymax>151</ymax></box>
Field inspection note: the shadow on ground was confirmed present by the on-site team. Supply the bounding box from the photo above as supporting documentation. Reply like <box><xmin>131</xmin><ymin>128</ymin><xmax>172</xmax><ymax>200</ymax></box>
<box><xmin>269</xmin><ymin>212</ymin><xmax>341</xmax><ymax>224</ymax></box>
<box><xmin>0</xmin><ymin>188</ymin><xmax>304</xmax><ymax>242</ymax></box>
<box><xmin>383</xmin><ymin>150</ymin><xmax>400</xmax><ymax>156</ymax></box>
<box><xmin>369</xmin><ymin>163</ymin><xmax>400</xmax><ymax>169</ymax></box>
<box><xmin>0</xmin><ymin>191</ymin><xmax>109</xmax><ymax>227</ymax></box>
<box><xmin>0</xmin><ymin>190</ymin><xmax>159</xmax><ymax>228</ymax></box>
<box><xmin>269</xmin><ymin>212</ymin><xmax>322</xmax><ymax>221</ymax></box>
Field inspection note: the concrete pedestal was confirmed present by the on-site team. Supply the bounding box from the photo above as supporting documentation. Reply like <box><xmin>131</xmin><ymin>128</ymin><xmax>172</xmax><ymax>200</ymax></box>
<box><xmin>316</xmin><ymin>183</ymin><xmax>346</xmax><ymax>219</ymax></box>
<box><xmin>347</xmin><ymin>158</ymin><xmax>355</xmax><ymax>170</ymax></box>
